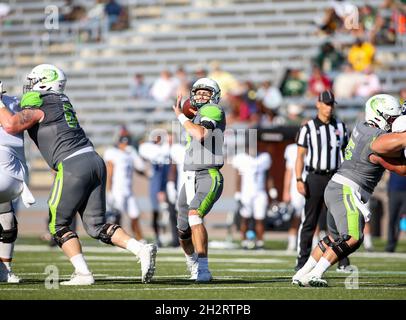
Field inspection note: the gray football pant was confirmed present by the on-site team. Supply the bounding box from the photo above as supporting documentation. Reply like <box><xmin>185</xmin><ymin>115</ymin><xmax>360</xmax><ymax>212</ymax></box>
<box><xmin>177</xmin><ymin>168</ymin><xmax>223</xmax><ymax>231</ymax></box>
<box><xmin>48</xmin><ymin>151</ymin><xmax>107</xmax><ymax>238</ymax></box>
<box><xmin>324</xmin><ymin>181</ymin><xmax>366</xmax><ymax>242</ymax></box>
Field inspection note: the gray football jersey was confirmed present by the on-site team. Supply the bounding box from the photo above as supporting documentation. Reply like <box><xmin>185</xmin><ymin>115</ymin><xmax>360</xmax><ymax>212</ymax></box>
<box><xmin>21</xmin><ymin>91</ymin><xmax>93</xmax><ymax>170</ymax></box>
<box><xmin>183</xmin><ymin>103</ymin><xmax>226</xmax><ymax>171</ymax></box>
<box><xmin>338</xmin><ymin>121</ymin><xmax>386</xmax><ymax>194</ymax></box>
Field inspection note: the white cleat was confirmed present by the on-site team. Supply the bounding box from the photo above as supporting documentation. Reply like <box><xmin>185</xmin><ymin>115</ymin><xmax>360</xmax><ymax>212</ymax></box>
<box><xmin>298</xmin><ymin>274</ymin><xmax>328</xmax><ymax>288</ymax></box>
<box><xmin>60</xmin><ymin>272</ymin><xmax>94</xmax><ymax>286</ymax></box>
<box><xmin>186</xmin><ymin>258</ymin><xmax>199</xmax><ymax>280</ymax></box>
<box><xmin>196</xmin><ymin>270</ymin><xmax>213</xmax><ymax>283</ymax></box>
<box><xmin>0</xmin><ymin>271</ymin><xmax>21</xmax><ymax>283</ymax></box>
<box><xmin>138</xmin><ymin>243</ymin><xmax>157</xmax><ymax>283</ymax></box>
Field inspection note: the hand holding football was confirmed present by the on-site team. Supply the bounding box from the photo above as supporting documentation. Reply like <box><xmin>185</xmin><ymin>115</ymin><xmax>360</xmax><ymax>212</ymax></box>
<box><xmin>182</xmin><ymin>98</ymin><xmax>197</xmax><ymax>119</ymax></box>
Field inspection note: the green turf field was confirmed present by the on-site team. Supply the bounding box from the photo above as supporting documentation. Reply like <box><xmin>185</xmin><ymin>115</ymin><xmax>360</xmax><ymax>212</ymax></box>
<box><xmin>1</xmin><ymin>237</ymin><xmax>406</xmax><ymax>300</ymax></box>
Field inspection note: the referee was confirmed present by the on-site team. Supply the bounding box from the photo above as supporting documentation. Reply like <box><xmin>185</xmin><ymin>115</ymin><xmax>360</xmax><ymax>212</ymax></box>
<box><xmin>294</xmin><ymin>90</ymin><xmax>349</xmax><ymax>271</ymax></box>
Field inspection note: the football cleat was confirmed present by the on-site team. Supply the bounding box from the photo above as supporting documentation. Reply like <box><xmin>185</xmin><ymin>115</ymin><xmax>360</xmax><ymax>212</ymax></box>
<box><xmin>0</xmin><ymin>271</ymin><xmax>21</xmax><ymax>283</ymax></box>
<box><xmin>196</xmin><ymin>269</ymin><xmax>213</xmax><ymax>283</ymax></box>
<box><xmin>138</xmin><ymin>243</ymin><xmax>157</xmax><ymax>283</ymax></box>
<box><xmin>298</xmin><ymin>274</ymin><xmax>328</xmax><ymax>287</ymax></box>
<box><xmin>60</xmin><ymin>272</ymin><xmax>94</xmax><ymax>286</ymax></box>
<box><xmin>187</xmin><ymin>259</ymin><xmax>199</xmax><ymax>280</ymax></box>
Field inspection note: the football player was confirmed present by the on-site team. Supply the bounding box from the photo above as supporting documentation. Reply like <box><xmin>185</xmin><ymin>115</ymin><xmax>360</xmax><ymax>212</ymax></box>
<box><xmin>0</xmin><ymin>65</ymin><xmax>157</xmax><ymax>285</ymax></box>
<box><xmin>232</xmin><ymin>137</ymin><xmax>271</xmax><ymax>250</ymax></box>
<box><xmin>172</xmin><ymin>78</ymin><xmax>225</xmax><ymax>282</ymax></box>
<box><xmin>0</xmin><ymin>81</ymin><xmax>34</xmax><ymax>283</ymax></box>
<box><xmin>104</xmin><ymin>134</ymin><xmax>146</xmax><ymax>242</ymax></box>
<box><xmin>292</xmin><ymin>94</ymin><xmax>406</xmax><ymax>287</ymax></box>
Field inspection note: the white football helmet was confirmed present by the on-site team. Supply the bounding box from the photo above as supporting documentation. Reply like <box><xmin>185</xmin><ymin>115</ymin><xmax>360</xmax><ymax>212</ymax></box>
<box><xmin>365</xmin><ymin>94</ymin><xmax>401</xmax><ymax>132</ymax></box>
<box><xmin>23</xmin><ymin>64</ymin><xmax>67</xmax><ymax>93</ymax></box>
<box><xmin>190</xmin><ymin>77</ymin><xmax>221</xmax><ymax>108</ymax></box>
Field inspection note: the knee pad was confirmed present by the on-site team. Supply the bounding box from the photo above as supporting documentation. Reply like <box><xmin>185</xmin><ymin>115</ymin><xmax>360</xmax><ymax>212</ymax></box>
<box><xmin>0</xmin><ymin>212</ymin><xmax>18</xmax><ymax>244</ymax></box>
<box><xmin>98</xmin><ymin>223</ymin><xmax>121</xmax><ymax>245</ymax></box>
<box><xmin>322</xmin><ymin>235</ymin><xmax>359</xmax><ymax>259</ymax></box>
<box><xmin>53</xmin><ymin>226</ymin><xmax>78</xmax><ymax>248</ymax></box>
<box><xmin>177</xmin><ymin>227</ymin><xmax>191</xmax><ymax>240</ymax></box>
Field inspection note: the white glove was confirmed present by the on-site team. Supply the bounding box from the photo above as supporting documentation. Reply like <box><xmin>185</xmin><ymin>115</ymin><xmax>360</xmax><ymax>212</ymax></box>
<box><xmin>166</xmin><ymin>181</ymin><xmax>177</xmax><ymax>204</ymax></box>
<box><xmin>234</xmin><ymin>192</ymin><xmax>241</xmax><ymax>201</ymax></box>
<box><xmin>21</xmin><ymin>182</ymin><xmax>36</xmax><ymax>208</ymax></box>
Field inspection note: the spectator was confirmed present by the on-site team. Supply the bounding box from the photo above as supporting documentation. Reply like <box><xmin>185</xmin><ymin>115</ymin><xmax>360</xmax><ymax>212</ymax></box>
<box><xmin>257</xmin><ymin>80</ymin><xmax>283</xmax><ymax>111</ymax></box>
<box><xmin>399</xmin><ymin>86</ymin><xmax>406</xmax><ymax>105</ymax></box>
<box><xmin>85</xmin><ymin>0</ymin><xmax>107</xmax><ymax>41</ymax></box>
<box><xmin>173</xmin><ymin>67</ymin><xmax>190</xmax><ymax>99</ymax></box>
<box><xmin>0</xmin><ymin>2</ymin><xmax>11</xmax><ymax>25</ymax></box>
<box><xmin>59</xmin><ymin>0</ymin><xmax>86</xmax><ymax>23</ymax></box>
<box><xmin>191</xmin><ymin>66</ymin><xmax>207</xmax><ymax>85</ymax></box>
<box><xmin>285</xmin><ymin>104</ymin><xmax>305</xmax><ymax>126</ymax></box>
<box><xmin>316</xmin><ymin>0</ymin><xmax>357</xmax><ymax>35</ymax></box>
<box><xmin>354</xmin><ymin>66</ymin><xmax>382</xmax><ymax>98</ymax></box>
<box><xmin>130</xmin><ymin>73</ymin><xmax>150</xmax><ymax>99</ymax></box>
<box><xmin>150</xmin><ymin>70</ymin><xmax>178</xmax><ymax>103</ymax></box>
<box><xmin>280</xmin><ymin>69</ymin><xmax>307</xmax><ymax>97</ymax></box>
<box><xmin>355</xmin><ymin>5</ymin><xmax>380</xmax><ymax>42</ymax></box>
<box><xmin>256</xmin><ymin>97</ymin><xmax>286</xmax><ymax>128</ymax></box>
<box><xmin>313</xmin><ymin>42</ymin><xmax>345</xmax><ymax>76</ymax></box>
<box><xmin>347</xmin><ymin>38</ymin><xmax>375</xmax><ymax>72</ymax></box>
<box><xmin>307</xmin><ymin>65</ymin><xmax>332</xmax><ymax>98</ymax></box>
<box><xmin>208</xmin><ymin>60</ymin><xmax>239</xmax><ymax>101</ymax></box>
<box><xmin>104</xmin><ymin>0</ymin><xmax>123</xmax><ymax>30</ymax></box>
<box><xmin>333</xmin><ymin>63</ymin><xmax>363</xmax><ymax>99</ymax></box>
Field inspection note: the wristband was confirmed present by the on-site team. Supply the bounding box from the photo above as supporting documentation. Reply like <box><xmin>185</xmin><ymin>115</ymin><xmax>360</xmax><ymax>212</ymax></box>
<box><xmin>177</xmin><ymin>113</ymin><xmax>189</xmax><ymax>126</ymax></box>
<box><xmin>296</xmin><ymin>178</ymin><xmax>303</xmax><ymax>182</ymax></box>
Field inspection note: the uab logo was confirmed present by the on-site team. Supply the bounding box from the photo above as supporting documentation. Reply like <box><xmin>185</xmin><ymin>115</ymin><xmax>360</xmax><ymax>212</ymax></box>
<box><xmin>42</xmin><ymin>69</ymin><xmax>58</xmax><ymax>83</ymax></box>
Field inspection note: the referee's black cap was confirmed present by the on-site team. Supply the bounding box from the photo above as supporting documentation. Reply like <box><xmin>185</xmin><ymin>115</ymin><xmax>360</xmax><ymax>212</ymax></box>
<box><xmin>318</xmin><ymin>90</ymin><xmax>337</xmax><ymax>105</ymax></box>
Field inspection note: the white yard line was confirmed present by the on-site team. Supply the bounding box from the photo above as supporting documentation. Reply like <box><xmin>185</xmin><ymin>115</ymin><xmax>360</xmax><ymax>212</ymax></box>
<box><xmin>14</xmin><ymin>244</ymin><xmax>406</xmax><ymax>259</ymax></box>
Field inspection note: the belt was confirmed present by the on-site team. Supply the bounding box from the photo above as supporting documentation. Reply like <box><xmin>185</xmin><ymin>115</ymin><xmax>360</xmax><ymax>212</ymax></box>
<box><xmin>63</xmin><ymin>146</ymin><xmax>95</xmax><ymax>161</ymax></box>
<box><xmin>306</xmin><ymin>166</ymin><xmax>336</xmax><ymax>176</ymax></box>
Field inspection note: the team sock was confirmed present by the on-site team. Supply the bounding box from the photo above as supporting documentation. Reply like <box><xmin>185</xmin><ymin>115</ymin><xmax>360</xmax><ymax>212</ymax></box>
<box><xmin>70</xmin><ymin>254</ymin><xmax>91</xmax><ymax>275</ymax></box>
<box><xmin>309</xmin><ymin>257</ymin><xmax>331</xmax><ymax>278</ymax></box>
<box><xmin>294</xmin><ymin>256</ymin><xmax>317</xmax><ymax>279</ymax></box>
<box><xmin>126</xmin><ymin>238</ymin><xmax>143</xmax><ymax>256</ymax></box>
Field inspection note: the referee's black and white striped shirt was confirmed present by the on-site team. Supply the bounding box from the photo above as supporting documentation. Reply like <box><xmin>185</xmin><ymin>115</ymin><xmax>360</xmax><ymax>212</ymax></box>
<box><xmin>296</xmin><ymin>117</ymin><xmax>348</xmax><ymax>172</ymax></box>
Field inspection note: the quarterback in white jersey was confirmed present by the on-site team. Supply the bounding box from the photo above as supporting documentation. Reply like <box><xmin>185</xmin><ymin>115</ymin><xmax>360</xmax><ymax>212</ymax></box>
<box><xmin>104</xmin><ymin>135</ymin><xmax>146</xmax><ymax>241</ymax></box>
<box><xmin>0</xmin><ymin>88</ymin><xmax>34</xmax><ymax>283</ymax></box>
<box><xmin>232</xmin><ymin>151</ymin><xmax>271</xmax><ymax>249</ymax></box>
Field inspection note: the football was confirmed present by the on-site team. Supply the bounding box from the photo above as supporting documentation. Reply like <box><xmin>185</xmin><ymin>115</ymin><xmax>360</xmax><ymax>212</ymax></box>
<box><xmin>182</xmin><ymin>98</ymin><xmax>197</xmax><ymax>119</ymax></box>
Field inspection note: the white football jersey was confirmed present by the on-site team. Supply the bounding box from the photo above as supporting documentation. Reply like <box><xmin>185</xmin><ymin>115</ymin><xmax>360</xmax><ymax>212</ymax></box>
<box><xmin>104</xmin><ymin>145</ymin><xmax>144</xmax><ymax>197</ymax></box>
<box><xmin>0</xmin><ymin>96</ymin><xmax>25</xmax><ymax>163</ymax></box>
<box><xmin>138</xmin><ymin>141</ymin><xmax>171</xmax><ymax>165</ymax></box>
<box><xmin>284</xmin><ymin>143</ymin><xmax>305</xmax><ymax>213</ymax></box>
<box><xmin>232</xmin><ymin>152</ymin><xmax>271</xmax><ymax>197</ymax></box>
<box><xmin>170</xmin><ymin>143</ymin><xmax>186</xmax><ymax>190</ymax></box>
